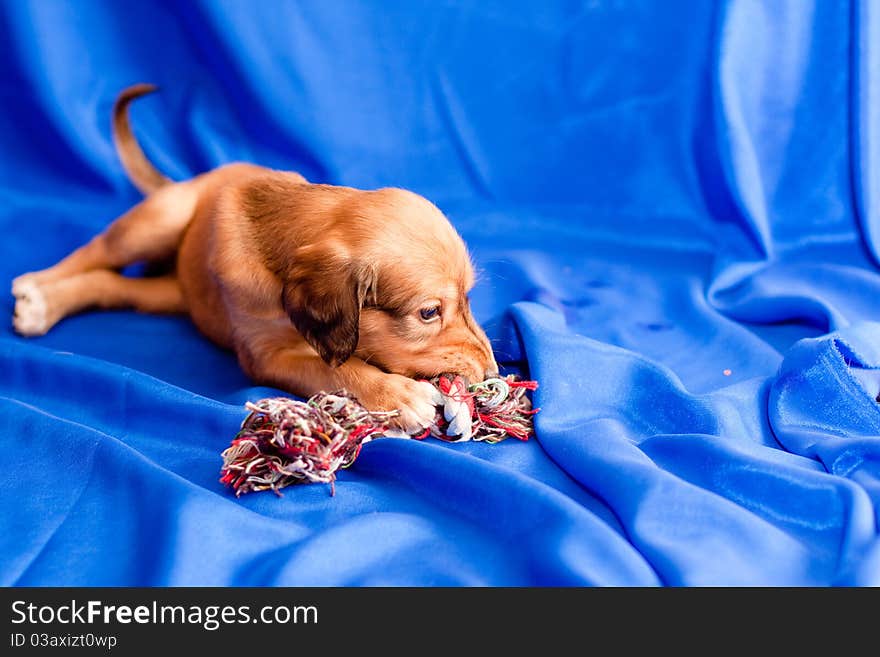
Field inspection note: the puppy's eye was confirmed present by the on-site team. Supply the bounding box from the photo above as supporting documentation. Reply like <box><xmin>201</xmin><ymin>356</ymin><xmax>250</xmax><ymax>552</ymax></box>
<box><xmin>419</xmin><ymin>305</ymin><xmax>441</xmax><ymax>322</ymax></box>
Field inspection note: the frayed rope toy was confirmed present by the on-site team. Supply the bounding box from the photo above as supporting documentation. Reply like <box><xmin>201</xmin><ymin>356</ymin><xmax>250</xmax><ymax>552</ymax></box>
<box><xmin>220</xmin><ymin>375</ymin><xmax>539</xmax><ymax>496</ymax></box>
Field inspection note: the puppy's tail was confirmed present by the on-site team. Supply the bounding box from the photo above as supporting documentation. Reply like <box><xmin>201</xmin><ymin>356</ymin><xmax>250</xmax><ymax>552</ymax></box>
<box><xmin>112</xmin><ymin>83</ymin><xmax>173</xmax><ymax>195</ymax></box>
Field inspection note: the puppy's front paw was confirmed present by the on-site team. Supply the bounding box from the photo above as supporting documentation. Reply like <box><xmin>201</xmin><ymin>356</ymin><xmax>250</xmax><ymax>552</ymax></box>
<box><xmin>358</xmin><ymin>375</ymin><xmax>443</xmax><ymax>434</ymax></box>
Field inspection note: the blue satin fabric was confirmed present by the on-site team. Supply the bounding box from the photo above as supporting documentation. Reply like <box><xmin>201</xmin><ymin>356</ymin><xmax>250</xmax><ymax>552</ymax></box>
<box><xmin>1</xmin><ymin>0</ymin><xmax>878</xmax><ymax>586</ymax></box>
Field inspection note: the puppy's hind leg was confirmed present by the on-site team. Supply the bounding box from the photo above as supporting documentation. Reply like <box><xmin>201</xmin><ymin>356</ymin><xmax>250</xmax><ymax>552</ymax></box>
<box><xmin>14</xmin><ymin>182</ymin><xmax>198</xmax><ymax>291</ymax></box>
<box><xmin>13</xmin><ymin>271</ymin><xmax>186</xmax><ymax>336</ymax></box>
<box><xmin>12</xmin><ymin>182</ymin><xmax>198</xmax><ymax>335</ymax></box>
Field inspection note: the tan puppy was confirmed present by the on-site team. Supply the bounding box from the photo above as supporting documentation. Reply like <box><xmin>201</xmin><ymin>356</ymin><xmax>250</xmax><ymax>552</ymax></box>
<box><xmin>12</xmin><ymin>84</ymin><xmax>497</xmax><ymax>431</ymax></box>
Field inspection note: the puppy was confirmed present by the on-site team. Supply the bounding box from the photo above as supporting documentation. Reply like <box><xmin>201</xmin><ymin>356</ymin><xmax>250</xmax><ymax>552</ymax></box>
<box><xmin>12</xmin><ymin>84</ymin><xmax>497</xmax><ymax>431</ymax></box>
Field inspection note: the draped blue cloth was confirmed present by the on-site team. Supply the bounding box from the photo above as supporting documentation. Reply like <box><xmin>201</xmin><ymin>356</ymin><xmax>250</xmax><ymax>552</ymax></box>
<box><xmin>1</xmin><ymin>0</ymin><xmax>878</xmax><ymax>586</ymax></box>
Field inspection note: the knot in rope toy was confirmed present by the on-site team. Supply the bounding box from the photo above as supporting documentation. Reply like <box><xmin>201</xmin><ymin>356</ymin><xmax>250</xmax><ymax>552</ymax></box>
<box><xmin>220</xmin><ymin>375</ymin><xmax>539</xmax><ymax>496</ymax></box>
<box><xmin>418</xmin><ymin>375</ymin><xmax>538</xmax><ymax>443</ymax></box>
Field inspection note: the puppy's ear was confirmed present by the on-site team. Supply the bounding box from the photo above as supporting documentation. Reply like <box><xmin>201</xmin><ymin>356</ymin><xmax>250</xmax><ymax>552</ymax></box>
<box><xmin>282</xmin><ymin>243</ymin><xmax>376</xmax><ymax>367</ymax></box>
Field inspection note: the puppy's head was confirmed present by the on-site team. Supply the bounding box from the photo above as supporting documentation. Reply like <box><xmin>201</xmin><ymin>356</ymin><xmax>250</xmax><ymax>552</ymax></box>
<box><xmin>281</xmin><ymin>187</ymin><xmax>497</xmax><ymax>383</ymax></box>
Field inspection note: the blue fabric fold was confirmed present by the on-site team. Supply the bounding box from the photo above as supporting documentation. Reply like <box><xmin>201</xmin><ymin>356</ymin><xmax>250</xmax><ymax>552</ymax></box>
<box><xmin>1</xmin><ymin>0</ymin><xmax>879</xmax><ymax>586</ymax></box>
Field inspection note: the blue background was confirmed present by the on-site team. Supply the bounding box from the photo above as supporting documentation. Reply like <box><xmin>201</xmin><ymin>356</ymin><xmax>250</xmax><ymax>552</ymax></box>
<box><xmin>2</xmin><ymin>0</ymin><xmax>879</xmax><ymax>585</ymax></box>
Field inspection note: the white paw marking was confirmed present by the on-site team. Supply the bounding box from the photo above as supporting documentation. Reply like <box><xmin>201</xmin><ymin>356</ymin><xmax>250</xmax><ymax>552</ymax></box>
<box><xmin>11</xmin><ymin>274</ymin><xmax>36</xmax><ymax>298</ymax></box>
<box><xmin>12</xmin><ymin>280</ymin><xmax>50</xmax><ymax>336</ymax></box>
<box><xmin>389</xmin><ymin>380</ymin><xmax>442</xmax><ymax>434</ymax></box>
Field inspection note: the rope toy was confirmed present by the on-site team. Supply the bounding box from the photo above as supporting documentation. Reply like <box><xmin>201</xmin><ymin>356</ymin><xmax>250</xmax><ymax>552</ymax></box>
<box><xmin>220</xmin><ymin>375</ymin><xmax>539</xmax><ymax>496</ymax></box>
